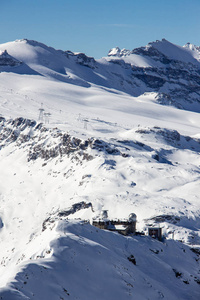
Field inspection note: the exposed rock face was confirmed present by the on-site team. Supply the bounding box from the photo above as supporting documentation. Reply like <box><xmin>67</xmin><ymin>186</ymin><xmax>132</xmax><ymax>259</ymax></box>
<box><xmin>0</xmin><ymin>117</ymin><xmax>94</xmax><ymax>162</ymax></box>
<box><xmin>135</xmin><ymin>127</ymin><xmax>181</xmax><ymax>145</ymax></box>
<box><xmin>75</xmin><ymin>53</ymin><xmax>96</xmax><ymax>68</ymax></box>
<box><xmin>0</xmin><ymin>50</ymin><xmax>22</xmax><ymax>67</ymax></box>
<box><xmin>131</xmin><ymin>59</ymin><xmax>200</xmax><ymax>108</ymax></box>
<box><xmin>42</xmin><ymin>201</ymin><xmax>93</xmax><ymax>231</ymax></box>
<box><xmin>0</xmin><ymin>117</ymin><xmax>129</xmax><ymax>163</ymax></box>
<box><xmin>105</xmin><ymin>40</ymin><xmax>200</xmax><ymax>111</ymax></box>
<box><xmin>64</xmin><ymin>50</ymin><xmax>96</xmax><ymax>68</ymax></box>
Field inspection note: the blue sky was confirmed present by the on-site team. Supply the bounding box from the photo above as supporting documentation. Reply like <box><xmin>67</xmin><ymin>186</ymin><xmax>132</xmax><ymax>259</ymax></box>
<box><xmin>0</xmin><ymin>0</ymin><xmax>200</xmax><ymax>58</ymax></box>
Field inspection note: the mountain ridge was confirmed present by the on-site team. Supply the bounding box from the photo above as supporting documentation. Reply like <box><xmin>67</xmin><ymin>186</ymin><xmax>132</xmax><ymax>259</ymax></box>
<box><xmin>1</xmin><ymin>38</ymin><xmax>200</xmax><ymax>112</ymax></box>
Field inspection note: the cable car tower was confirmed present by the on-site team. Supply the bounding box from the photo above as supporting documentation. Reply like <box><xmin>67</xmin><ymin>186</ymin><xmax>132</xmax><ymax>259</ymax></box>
<box><xmin>38</xmin><ymin>103</ymin><xmax>45</xmax><ymax>122</ymax></box>
<box><xmin>44</xmin><ymin>112</ymin><xmax>51</xmax><ymax>124</ymax></box>
<box><xmin>83</xmin><ymin>118</ymin><xmax>88</xmax><ymax>130</ymax></box>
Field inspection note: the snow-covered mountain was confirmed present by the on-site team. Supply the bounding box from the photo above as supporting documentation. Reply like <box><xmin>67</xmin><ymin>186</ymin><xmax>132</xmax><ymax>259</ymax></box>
<box><xmin>1</xmin><ymin>38</ymin><xmax>200</xmax><ymax>112</ymax></box>
<box><xmin>0</xmin><ymin>39</ymin><xmax>200</xmax><ymax>299</ymax></box>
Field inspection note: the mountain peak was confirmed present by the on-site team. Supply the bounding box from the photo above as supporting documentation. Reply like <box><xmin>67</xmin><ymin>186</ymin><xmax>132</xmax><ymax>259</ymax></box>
<box><xmin>0</xmin><ymin>49</ymin><xmax>9</xmax><ymax>56</ymax></box>
<box><xmin>108</xmin><ymin>47</ymin><xmax>130</xmax><ymax>57</ymax></box>
<box><xmin>183</xmin><ymin>42</ymin><xmax>200</xmax><ymax>52</ymax></box>
<box><xmin>108</xmin><ymin>47</ymin><xmax>121</xmax><ymax>57</ymax></box>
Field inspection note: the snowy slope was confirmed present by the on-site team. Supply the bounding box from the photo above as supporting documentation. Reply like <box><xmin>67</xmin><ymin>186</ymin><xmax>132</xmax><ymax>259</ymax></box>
<box><xmin>0</xmin><ymin>220</ymin><xmax>199</xmax><ymax>300</ymax></box>
<box><xmin>0</xmin><ymin>39</ymin><xmax>200</xmax><ymax>299</ymax></box>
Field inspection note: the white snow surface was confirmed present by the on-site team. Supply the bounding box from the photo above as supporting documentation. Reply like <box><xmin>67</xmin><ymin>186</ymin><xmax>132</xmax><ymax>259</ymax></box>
<box><xmin>0</xmin><ymin>39</ymin><xmax>200</xmax><ymax>299</ymax></box>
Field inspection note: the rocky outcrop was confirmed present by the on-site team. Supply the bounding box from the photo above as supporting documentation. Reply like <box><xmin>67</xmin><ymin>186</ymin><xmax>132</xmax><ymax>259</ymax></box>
<box><xmin>0</xmin><ymin>50</ymin><xmax>22</xmax><ymax>67</ymax></box>
<box><xmin>42</xmin><ymin>202</ymin><xmax>93</xmax><ymax>231</ymax></box>
<box><xmin>64</xmin><ymin>50</ymin><xmax>96</xmax><ymax>68</ymax></box>
<box><xmin>0</xmin><ymin>117</ymin><xmax>129</xmax><ymax>164</ymax></box>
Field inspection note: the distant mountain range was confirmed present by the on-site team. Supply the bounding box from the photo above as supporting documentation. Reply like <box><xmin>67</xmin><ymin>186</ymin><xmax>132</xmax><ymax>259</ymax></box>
<box><xmin>1</xmin><ymin>38</ymin><xmax>200</xmax><ymax>112</ymax></box>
